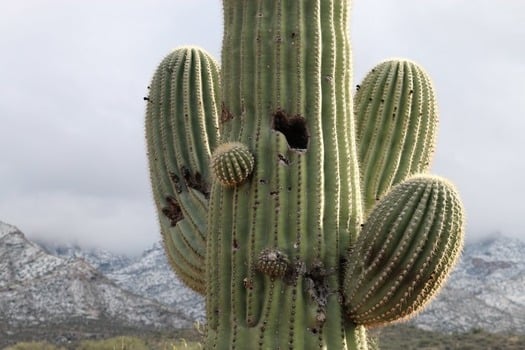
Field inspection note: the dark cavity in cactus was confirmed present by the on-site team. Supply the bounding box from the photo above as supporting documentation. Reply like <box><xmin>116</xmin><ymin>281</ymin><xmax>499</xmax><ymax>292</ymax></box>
<box><xmin>145</xmin><ymin>1</ymin><xmax>465</xmax><ymax>349</ymax></box>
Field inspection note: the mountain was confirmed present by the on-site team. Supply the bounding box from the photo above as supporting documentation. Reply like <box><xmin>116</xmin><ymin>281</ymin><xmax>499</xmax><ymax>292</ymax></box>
<box><xmin>48</xmin><ymin>242</ymin><xmax>206</xmax><ymax>321</ymax></box>
<box><xmin>412</xmin><ymin>234</ymin><xmax>525</xmax><ymax>333</ymax></box>
<box><xmin>4</xmin><ymin>219</ymin><xmax>525</xmax><ymax>341</ymax></box>
<box><xmin>50</xmin><ymin>231</ymin><xmax>525</xmax><ymax>335</ymax></box>
<box><xmin>0</xmin><ymin>221</ymin><xmax>191</xmax><ymax>347</ymax></box>
<box><xmin>44</xmin><ymin>242</ymin><xmax>133</xmax><ymax>274</ymax></box>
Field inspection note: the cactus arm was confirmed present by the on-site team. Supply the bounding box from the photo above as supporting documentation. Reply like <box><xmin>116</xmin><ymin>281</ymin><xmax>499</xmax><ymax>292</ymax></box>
<box><xmin>163</xmin><ymin>218</ymin><xmax>206</xmax><ymax>293</ymax></box>
<box><xmin>145</xmin><ymin>47</ymin><xmax>221</xmax><ymax>294</ymax></box>
<box><xmin>344</xmin><ymin>175</ymin><xmax>464</xmax><ymax>327</ymax></box>
<box><xmin>354</xmin><ymin>60</ymin><xmax>438</xmax><ymax>213</ymax></box>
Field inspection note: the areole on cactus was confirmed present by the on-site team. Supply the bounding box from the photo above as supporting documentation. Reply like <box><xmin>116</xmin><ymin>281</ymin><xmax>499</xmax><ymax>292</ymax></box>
<box><xmin>145</xmin><ymin>1</ymin><xmax>465</xmax><ymax>349</ymax></box>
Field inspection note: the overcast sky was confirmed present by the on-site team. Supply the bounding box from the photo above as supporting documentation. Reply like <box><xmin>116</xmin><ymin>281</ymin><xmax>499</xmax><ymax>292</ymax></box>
<box><xmin>1</xmin><ymin>1</ymin><xmax>524</xmax><ymax>254</ymax></box>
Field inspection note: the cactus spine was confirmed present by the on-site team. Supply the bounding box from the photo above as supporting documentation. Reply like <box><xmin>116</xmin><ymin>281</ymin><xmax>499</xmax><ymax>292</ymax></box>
<box><xmin>145</xmin><ymin>1</ymin><xmax>465</xmax><ymax>349</ymax></box>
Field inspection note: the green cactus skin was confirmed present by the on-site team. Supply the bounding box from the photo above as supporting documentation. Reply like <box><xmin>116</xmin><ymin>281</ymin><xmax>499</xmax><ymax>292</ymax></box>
<box><xmin>344</xmin><ymin>175</ymin><xmax>464</xmax><ymax>327</ymax></box>
<box><xmin>145</xmin><ymin>47</ymin><xmax>221</xmax><ymax>294</ymax></box>
<box><xmin>145</xmin><ymin>1</ymin><xmax>466</xmax><ymax>349</ymax></box>
<box><xmin>354</xmin><ymin>59</ymin><xmax>438</xmax><ymax>214</ymax></box>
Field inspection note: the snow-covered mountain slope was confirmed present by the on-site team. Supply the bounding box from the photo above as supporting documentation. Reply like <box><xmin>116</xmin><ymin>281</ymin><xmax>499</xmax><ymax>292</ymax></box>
<box><xmin>51</xmin><ymin>232</ymin><xmax>525</xmax><ymax>334</ymax></box>
<box><xmin>106</xmin><ymin>243</ymin><xmax>205</xmax><ymax>321</ymax></box>
<box><xmin>412</xmin><ymin>234</ymin><xmax>525</xmax><ymax>333</ymax></box>
<box><xmin>9</xmin><ymin>219</ymin><xmax>525</xmax><ymax>335</ymax></box>
<box><xmin>44</xmin><ymin>242</ymin><xmax>133</xmax><ymax>274</ymax></box>
<box><xmin>50</xmin><ymin>241</ymin><xmax>205</xmax><ymax>321</ymax></box>
<box><xmin>0</xmin><ymin>221</ymin><xmax>191</xmax><ymax>343</ymax></box>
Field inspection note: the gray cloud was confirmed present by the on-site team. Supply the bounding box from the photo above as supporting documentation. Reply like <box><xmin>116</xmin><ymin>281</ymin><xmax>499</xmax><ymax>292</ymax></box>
<box><xmin>1</xmin><ymin>1</ymin><xmax>523</xmax><ymax>253</ymax></box>
<box><xmin>352</xmin><ymin>0</ymin><xmax>525</xmax><ymax>240</ymax></box>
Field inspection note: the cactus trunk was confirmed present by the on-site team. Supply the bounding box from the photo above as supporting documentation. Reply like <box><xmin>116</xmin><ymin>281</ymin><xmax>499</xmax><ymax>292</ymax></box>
<box><xmin>206</xmin><ymin>0</ymin><xmax>364</xmax><ymax>348</ymax></box>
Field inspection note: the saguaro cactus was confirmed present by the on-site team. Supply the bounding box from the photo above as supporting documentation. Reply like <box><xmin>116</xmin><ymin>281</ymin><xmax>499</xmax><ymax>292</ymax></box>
<box><xmin>145</xmin><ymin>1</ymin><xmax>465</xmax><ymax>349</ymax></box>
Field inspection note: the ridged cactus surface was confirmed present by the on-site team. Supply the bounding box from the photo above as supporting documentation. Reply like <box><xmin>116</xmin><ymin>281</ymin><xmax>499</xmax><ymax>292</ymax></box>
<box><xmin>354</xmin><ymin>59</ymin><xmax>438</xmax><ymax>213</ymax></box>
<box><xmin>145</xmin><ymin>47</ymin><xmax>221</xmax><ymax>294</ymax></box>
<box><xmin>144</xmin><ymin>1</ymin><xmax>465</xmax><ymax>349</ymax></box>
<box><xmin>344</xmin><ymin>175</ymin><xmax>464</xmax><ymax>326</ymax></box>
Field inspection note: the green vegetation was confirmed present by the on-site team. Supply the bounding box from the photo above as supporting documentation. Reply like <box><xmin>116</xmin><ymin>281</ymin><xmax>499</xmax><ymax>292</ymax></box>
<box><xmin>371</xmin><ymin>324</ymin><xmax>525</xmax><ymax>350</ymax></box>
<box><xmin>4</xmin><ymin>341</ymin><xmax>67</xmax><ymax>350</ymax></box>
<box><xmin>5</xmin><ymin>326</ymin><xmax>525</xmax><ymax>350</ymax></box>
<box><xmin>76</xmin><ymin>336</ymin><xmax>149</xmax><ymax>350</ymax></box>
<box><xmin>4</xmin><ymin>336</ymin><xmax>202</xmax><ymax>350</ymax></box>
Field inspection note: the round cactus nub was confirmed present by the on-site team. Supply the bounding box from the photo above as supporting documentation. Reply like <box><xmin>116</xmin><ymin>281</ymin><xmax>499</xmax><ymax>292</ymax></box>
<box><xmin>344</xmin><ymin>175</ymin><xmax>465</xmax><ymax>327</ymax></box>
<box><xmin>355</xmin><ymin>59</ymin><xmax>438</xmax><ymax>213</ymax></box>
<box><xmin>256</xmin><ymin>248</ymin><xmax>289</xmax><ymax>278</ymax></box>
<box><xmin>211</xmin><ymin>142</ymin><xmax>254</xmax><ymax>187</ymax></box>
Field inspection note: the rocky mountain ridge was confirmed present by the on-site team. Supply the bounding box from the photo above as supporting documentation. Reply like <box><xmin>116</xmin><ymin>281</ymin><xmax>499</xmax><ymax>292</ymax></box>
<box><xmin>2</xmin><ymin>220</ymin><xmax>525</xmax><ymax>343</ymax></box>
<box><xmin>412</xmin><ymin>233</ymin><xmax>525</xmax><ymax>333</ymax></box>
<box><xmin>49</xmin><ymin>232</ymin><xmax>525</xmax><ymax>335</ymax></box>
<box><xmin>44</xmin><ymin>240</ymin><xmax>206</xmax><ymax>322</ymax></box>
<box><xmin>0</xmin><ymin>221</ymin><xmax>192</xmax><ymax>348</ymax></box>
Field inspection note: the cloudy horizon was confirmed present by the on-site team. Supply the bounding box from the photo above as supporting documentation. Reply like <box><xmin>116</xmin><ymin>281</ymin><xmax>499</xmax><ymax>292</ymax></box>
<box><xmin>1</xmin><ymin>0</ymin><xmax>524</xmax><ymax>254</ymax></box>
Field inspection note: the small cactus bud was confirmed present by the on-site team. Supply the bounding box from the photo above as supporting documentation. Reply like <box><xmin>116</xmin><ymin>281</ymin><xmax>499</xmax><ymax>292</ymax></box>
<box><xmin>211</xmin><ymin>142</ymin><xmax>254</xmax><ymax>187</ymax></box>
<box><xmin>256</xmin><ymin>248</ymin><xmax>289</xmax><ymax>278</ymax></box>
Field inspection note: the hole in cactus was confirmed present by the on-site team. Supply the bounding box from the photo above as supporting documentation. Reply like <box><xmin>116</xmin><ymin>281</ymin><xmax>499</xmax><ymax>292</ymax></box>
<box><xmin>272</xmin><ymin>110</ymin><xmax>309</xmax><ymax>151</ymax></box>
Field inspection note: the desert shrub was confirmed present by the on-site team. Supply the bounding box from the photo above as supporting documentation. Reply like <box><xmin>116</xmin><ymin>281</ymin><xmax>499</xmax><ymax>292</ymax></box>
<box><xmin>4</xmin><ymin>341</ymin><xmax>64</xmax><ymax>350</ymax></box>
<box><xmin>171</xmin><ymin>339</ymin><xmax>204</xmax><ymax>349</ymax></box>
<box><xmin>77</xmin><ymin>336</ymin><xmax>148</xmax><ymax>350</ymax></box>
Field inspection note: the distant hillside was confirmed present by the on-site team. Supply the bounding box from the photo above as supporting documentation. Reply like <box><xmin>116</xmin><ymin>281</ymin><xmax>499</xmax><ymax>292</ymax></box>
<box><xmin>0</xmin><ymin>221</ymin><xmax>191</xmax><ymax>348</ymax></box>
<box><xmin>3</xmin><ymin>218</ymin><xmax>525</xmax><ymax>348</ymax></box>
<box><xmin>52</xmin><ymin>232</ymin><xmax>525</xmax><ymax>334</ymax></box>
<box><xmin>411</xmin><ymin>234</ymin><xmax>525</xmax><ymax>333</ymax></box>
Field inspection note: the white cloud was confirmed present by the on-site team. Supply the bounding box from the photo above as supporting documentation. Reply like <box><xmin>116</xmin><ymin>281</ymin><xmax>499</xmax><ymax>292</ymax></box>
<box><xmin>1</xmin><ymin>1</ymin><xmax>523</xmax><ymax>253</ymax></box>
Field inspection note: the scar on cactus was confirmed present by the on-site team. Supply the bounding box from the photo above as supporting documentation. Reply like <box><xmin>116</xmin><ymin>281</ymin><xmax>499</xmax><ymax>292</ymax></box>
<box><xmin>221</xmin><ymin>103</ymin><xmax>234</xmax><ymax>124</ymax></box>
<box><xmin>161</xmin><ymin>195</ymin><xmax>183</xmax><ymax>226</ymax></box>
<box><xmin>272</xmin><ymin>109</ymin><xmax>309</xmax><ymax>150</ymax></box>
<box><xmin>182</xmin><ymin>166</ymin><xmax>210</xmax><ymax>198</ymax></box>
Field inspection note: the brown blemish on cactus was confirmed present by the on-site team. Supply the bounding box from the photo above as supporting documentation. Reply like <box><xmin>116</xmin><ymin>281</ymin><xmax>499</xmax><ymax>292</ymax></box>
<box><xmin>168</xmin><ymin>171</ymin><xmax>183</xmax><ymax>194</ymax></box>
<box><xmin>181</xmin><ymin>166</ymin><xmax>210</xmax><ymax>198</ymax></box>
<box><xmin>162</xmin><ymin>195</ymin><xmax>183</xmax><ymax>226</ymax></box>
<box><xmin>305</xmin><ymin>262</ymin><xmax>335</xmax><ymax>305</ymax></box>
<box><xmin>272</xmin><ymin>109</ymin><xmax>309</xmax><ymax>151</ymax></box>
<box><xmin>278</xmin><ymin>153</ymin><xmax>290</xmax><ymax>166</ymax></box>
<box><xmin>243</xmin><ymin>277</ymin><xmax>253</xmax><ymax>290</ymax></box>
<box><xmin>221</xmin><ymin>102</ymin><xmax>234</xmax><ymax>123</ymax></box>
<box><xmin>283</xmin><ymin>260</ymin><xmax>306</xmax><ymax>285</ymax></box>
<box><xmin>304</xmin><ymin>262</ymin><xmax>337</xmax><ymax>334</ymax></box>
